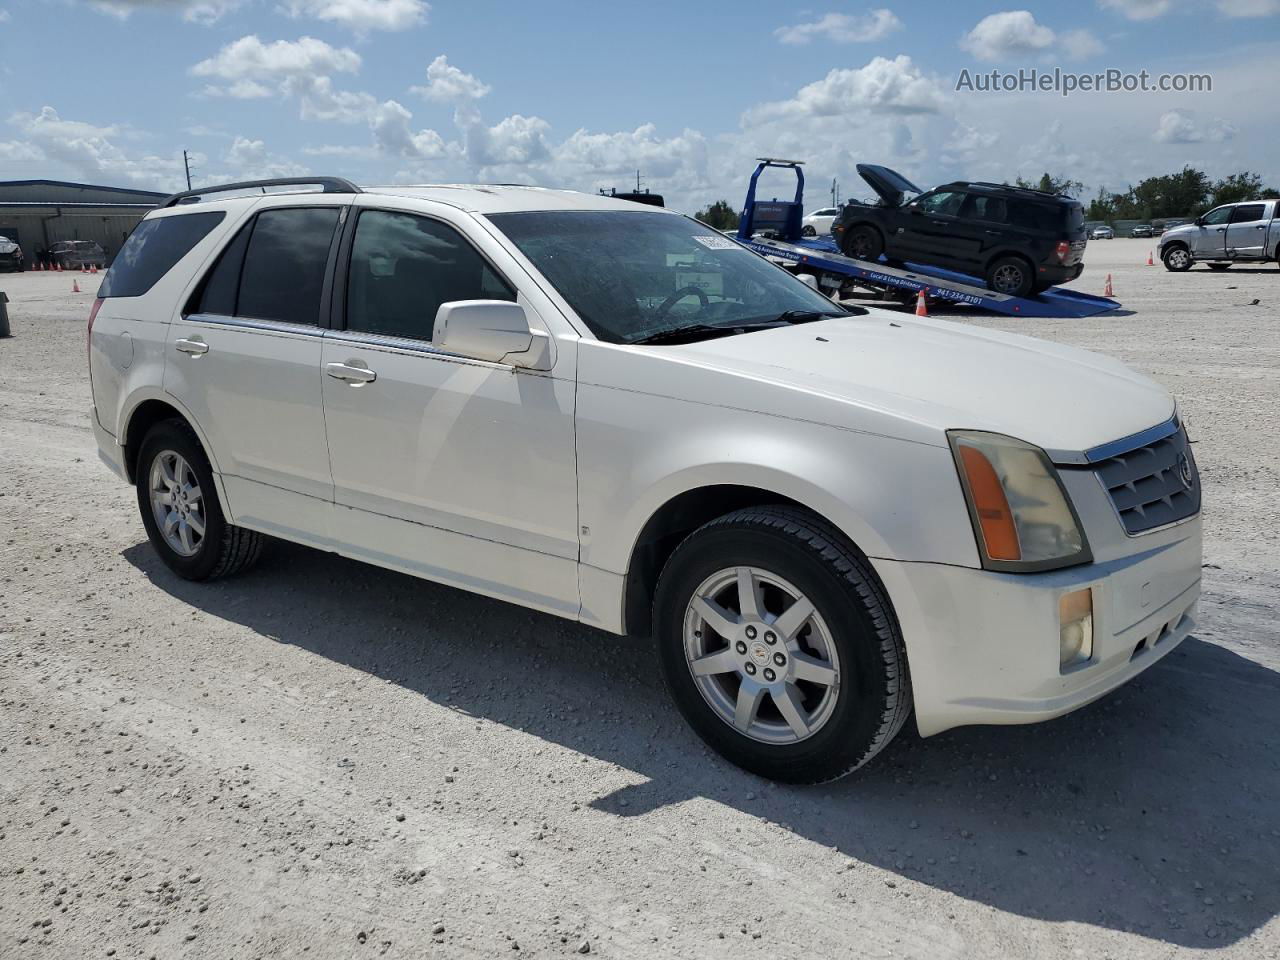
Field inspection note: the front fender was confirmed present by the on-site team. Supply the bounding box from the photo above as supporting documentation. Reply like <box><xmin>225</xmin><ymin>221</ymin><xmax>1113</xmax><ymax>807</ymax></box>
<box><xmin>577</xmin><ymin>382</ymin><xmax>980</xmax><ymax>578</ymax></box>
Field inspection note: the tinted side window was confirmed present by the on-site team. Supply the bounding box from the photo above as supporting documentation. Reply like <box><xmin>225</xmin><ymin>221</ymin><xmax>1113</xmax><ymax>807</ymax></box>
<box><xmin>98</xmin><ymin>212</ymin><xmax>225</xmax><ymax>299</ymax></box>
<box><xmin>962</xmin><ymin>195</ymin><xmax>1007</xmax><ymax>223</ymax></box>
<box><xmin>918</xmin><ymin>191</ymin><xmax>964</xmax><ymax>217</ymax></box>
<box><xmin>1201</xmin><ymin>206</ymin><xmax>1232</xmax><ymax>226</ymax></box>
<box><xmin>237</xmin><ymin>207</ymin><xmax>340</xmax><ymax>326</ymax></box>
<box><xmin>193</xmin><ymin>220</ymin><xmax>253</xmax><ymax>316</ymax></box>
<box><xmin>346</xmin><ymin>210</ymin><xmax>514</xmax><ymax>341</ymax></box>
<box><xmin>1007</xmin><ymin>201</ymin><xmax>1058</xmax><ymax>232</ymax></box>
<box><xmin>1229</xmin><ymin>204</ymin><xmax>1265</xmax><ymax>223</ymax></box>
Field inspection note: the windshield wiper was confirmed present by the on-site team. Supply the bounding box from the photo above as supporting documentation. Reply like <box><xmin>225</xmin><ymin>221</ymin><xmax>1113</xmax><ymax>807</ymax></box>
<box><xmin>630</xmin><ymin>322</ymin><xmax>761</xmax><ymax>345</ymax></box>
<box><xmin>631</xmin><ymin>309</ymin><xmax>853</xmax><ymax>346</ymax></box>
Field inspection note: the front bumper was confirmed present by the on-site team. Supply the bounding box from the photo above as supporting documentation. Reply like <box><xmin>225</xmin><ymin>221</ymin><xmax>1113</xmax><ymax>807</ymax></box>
<box><xmin>873</xmin><ymin>515</ymin><xmax>1201</xmax><ymax>736</ymax></box>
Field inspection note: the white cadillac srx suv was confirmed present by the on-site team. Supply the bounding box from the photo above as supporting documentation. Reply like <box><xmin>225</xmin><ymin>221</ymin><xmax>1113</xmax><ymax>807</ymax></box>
<box><xmin>89</xmin><ymin>177</ymin><xmax>1202</xmax><ymax>783</ymax></box>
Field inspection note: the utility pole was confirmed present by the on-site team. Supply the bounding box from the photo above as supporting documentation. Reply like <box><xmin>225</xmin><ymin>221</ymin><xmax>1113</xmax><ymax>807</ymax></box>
<box><xmin>183</xmin><ymin>150</ymin><xmax>193</xmax><ymax>191</ymax></box>
<box><xmin>831</xmin><ymin>177</ymin><xmax>840</xmax><ymax>206</ymax></box>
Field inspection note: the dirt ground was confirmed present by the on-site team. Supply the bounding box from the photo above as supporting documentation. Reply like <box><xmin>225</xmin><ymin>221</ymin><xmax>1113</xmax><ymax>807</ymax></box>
<box><xmin>1</xmin><ymin>238</ymin><xmax>1278</xmax><ymax>959</ymax></box>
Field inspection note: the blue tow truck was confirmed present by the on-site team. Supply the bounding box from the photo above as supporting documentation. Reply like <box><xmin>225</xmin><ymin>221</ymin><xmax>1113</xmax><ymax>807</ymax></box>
<box><xmin>734</xmin><ymin>159</ymin><xmax>1119</xmax><ymax>319</ymax></box>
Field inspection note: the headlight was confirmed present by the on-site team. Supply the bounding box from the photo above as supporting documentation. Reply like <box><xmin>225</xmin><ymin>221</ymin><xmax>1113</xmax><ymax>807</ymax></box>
<box><xmin>948</xmin><ymin>430</ymin><xmax>1092</xmax><ymax>573</ymax></box>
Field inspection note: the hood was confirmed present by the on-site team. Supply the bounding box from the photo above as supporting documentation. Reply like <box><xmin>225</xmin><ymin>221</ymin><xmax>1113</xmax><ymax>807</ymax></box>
<box><xmin>856</xmin><ymin>164</ymin><xmax>923</xmax><ymax>207</ymax></box>
<box><xmin>669</xmin><ymin>312</ymin><xmax>1173</xmax><ymax>460</ymax></box>
<box><xmin>0</xmin><ymin>240</ymin><xmax>17</xmax><ymax>253</ymax></box>
<box><xmin>1160</xmin><ymin>222</ymin><xmax>1197</xmax><ymax>242</ymax></box>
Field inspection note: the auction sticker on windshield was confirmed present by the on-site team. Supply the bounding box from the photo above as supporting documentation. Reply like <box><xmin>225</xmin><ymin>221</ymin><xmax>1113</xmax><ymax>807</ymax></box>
<box><xmin>693</xmin><ymin>235</ymin><xmax>739</xmax><ymax>250</ymax></box>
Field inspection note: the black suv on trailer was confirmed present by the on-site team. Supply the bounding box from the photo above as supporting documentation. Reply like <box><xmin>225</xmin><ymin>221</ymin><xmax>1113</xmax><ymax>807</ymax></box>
<box><xmin>831</xmin><ymin>165</ymin><xmax>1088</xmax><ymax>297</ymax></box>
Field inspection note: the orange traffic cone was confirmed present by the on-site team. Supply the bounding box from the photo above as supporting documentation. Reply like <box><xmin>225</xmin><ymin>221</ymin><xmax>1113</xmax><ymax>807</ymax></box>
<box><xmin>56</xmin><ymin>261</ymin><xmax>63</xmax><ymax>271</ymax></box>
<box><xmin>1146</xmin><ymin>251</ymin><xmax>1154</xmax><ymax>266</ymax></box>
<box><xmin>72</xmin><ymin>278</ymin><xmax>81</xmax><ymax>293</ymax></box>
<box><xmin>915</xmin><ymin>288</ymin><xmax>928</xmax><ymax>317</ymax></box>
<box><xmin>90</xmin><ymin>263</ymin><xmax>98</xmax><ymax>274</ymax></box>
<box><xmin>1104</xmin><ymin>273</ymin><xmax>1114</xmax><ymax>297</ymax></box>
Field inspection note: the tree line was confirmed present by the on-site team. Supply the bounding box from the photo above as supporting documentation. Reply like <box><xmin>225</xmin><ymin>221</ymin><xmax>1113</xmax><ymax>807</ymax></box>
<box><xmin>693</xmin><ymin>167</ymin><xmax>1278</xmax><ymax>229</ymax></box>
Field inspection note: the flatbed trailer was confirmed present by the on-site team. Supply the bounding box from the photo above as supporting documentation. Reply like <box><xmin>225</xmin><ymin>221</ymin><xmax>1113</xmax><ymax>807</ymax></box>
<box><xmin>734</xmin><ymin>159</ymin><xmax>1120</xmax><ymax>319</ymax></box>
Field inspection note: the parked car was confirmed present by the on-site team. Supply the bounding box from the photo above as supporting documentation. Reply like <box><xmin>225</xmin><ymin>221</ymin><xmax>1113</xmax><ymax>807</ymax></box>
<box><xmin>0</xmin><ymin>234</ymin><xmax>24</xmax><ymax>272</ymax></box>
<box><xmin>1131</xmin><ymin>224</ymin><xmax>1154</xmax><ymax>238</ymax></box>
<box><xmin>50</xmin><ymin>240</ymin><xmax>107</xmax><ymax>270</ymax></box>
<box><xmin>1158</xmin><ymin>200</ymin><xmax>1280</xmax><ymax>271</ymax></box>
<box><xmin>1091</xmin><ymin>225</ymin><xmax>1114</xmax><ymax>240</ymax></box>
<box><xmin>801</xmin><ymin>207</ymin><xmax>840</xmax><ymax>237</ymax></box>
<box><xmin>90</xmin><ymin>178</ymin><xmax>1202</xmax><ymax>784</ymax></box>
<box><xmin>830</xmin><ymin>165</ymin><xmax>1087</xmax><ymax>297</ymax></box>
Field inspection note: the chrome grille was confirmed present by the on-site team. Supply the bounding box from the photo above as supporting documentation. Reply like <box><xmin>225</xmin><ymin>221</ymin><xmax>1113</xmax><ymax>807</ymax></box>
<box><xmin>1093</xmin><ymin>423</ymin><xmax>1200</xmax><ymax>534</ymax></box>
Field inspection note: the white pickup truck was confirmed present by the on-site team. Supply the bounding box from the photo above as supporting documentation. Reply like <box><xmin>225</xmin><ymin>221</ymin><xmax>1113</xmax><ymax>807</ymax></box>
<box><xmin>1159</xmin><ymin>198</ymin><xmax>1280</xmax><ymax>271</ymax></box>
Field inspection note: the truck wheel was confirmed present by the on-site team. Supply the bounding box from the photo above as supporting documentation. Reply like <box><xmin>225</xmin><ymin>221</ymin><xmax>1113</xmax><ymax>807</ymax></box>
<box><xmin>136</xmin><ymin>419</ymin><xmax>263</xmax><ymax>581</ymax></box>
<box><xmin>801</xmin><ymin>225</ymin><xmax>817</xmax><ymax>237</ymax></box>
<box><xmin>986</xmin><ymin>256</ymin><xmax>1034</xmax><ymax>297</ymax></box>
<box><xmin>1163</xmin><ymin>245</ymin><xmax>1192</xmax><ymax>271</ymax></box>
<box><xmin>653</xmin><ymin>506</ymin><xmax>912</xmax><ymax>784</ymax></box>
<box><xmin>1206</xmin><ymin>262</ymin><xmax>1231</xmax><ymax>271</ymax></box>
<box><xmin>843</xmin><ymin>226</ymin><xmax>883</xmax><ymax>261</ymax></box>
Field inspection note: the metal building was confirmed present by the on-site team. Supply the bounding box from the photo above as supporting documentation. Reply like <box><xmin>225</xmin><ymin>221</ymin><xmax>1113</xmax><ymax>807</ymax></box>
<box><xmin>0</xmin><ymin>180</ymin><xmax>164</xmax><ymax>264</ymax></box>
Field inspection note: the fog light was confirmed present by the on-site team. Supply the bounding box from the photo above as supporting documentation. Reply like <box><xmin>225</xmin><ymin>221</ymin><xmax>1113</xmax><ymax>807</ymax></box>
<box><xmin>1059</xmin><ymin>588</ymin><xmax>1094</xmax><ymax>669</ymax></box>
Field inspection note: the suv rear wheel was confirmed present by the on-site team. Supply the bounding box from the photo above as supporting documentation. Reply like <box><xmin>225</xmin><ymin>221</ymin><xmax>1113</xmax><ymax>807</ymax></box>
<box><xmin>654</xmin><ymin>506</ymin><xmax>912</xmax><ymax>783</ymax></box>
<box><xmin>136</xmin><ymin>420</ymin><xmax>263</xmax><ymax>581</ymax></box>
<box><xmin>986</xmin><ymin>256</ymin><xmax>1034</xmax><ymax>297</ymax></box>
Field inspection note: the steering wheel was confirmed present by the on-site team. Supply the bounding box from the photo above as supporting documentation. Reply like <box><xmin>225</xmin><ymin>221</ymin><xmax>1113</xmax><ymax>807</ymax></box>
<box><xmin>654</xmin><ymin>284</ymin><xmax>710</xmax><ymax>322</ymax></box>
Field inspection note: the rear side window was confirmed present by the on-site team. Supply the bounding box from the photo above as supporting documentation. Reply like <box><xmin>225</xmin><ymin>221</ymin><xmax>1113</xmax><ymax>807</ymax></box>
<box><xmin>345</xmin><ymin>210</ymin><xmax>514</xmax><ymax>341</ymax></box>
<box><xmin>236</xmin><ymin>207</ymin><xmax>340</xmax><ymax>326</ymax></box>
<box><xmin>98</xmin><ymin>212</ymin><xmax>225</xmax><ymax>298</ymax></box>
<box><xmin>1229</xmin><ymin>204</ymin><xmax>1265</xmax><ymax>223</ymax></box>
<box><xmin>193</xmin><ymin>221</ymin><xmax>253</xmax><ymax>316</ymax></box>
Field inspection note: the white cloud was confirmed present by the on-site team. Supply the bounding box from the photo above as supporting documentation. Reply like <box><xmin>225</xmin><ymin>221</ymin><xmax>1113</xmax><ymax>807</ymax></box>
<box><xmin>192</xmin><ymin>35</ymin><xmax>362</xmax><ymax>86</ymax></box>
<box><xmin>1153</xmin><ymin>109</ymin><xmax>1236</xmax><ymax>143</ymax></box>
<box><xmin>774</xmin><ymin>9</ymin><xmax>902</xmax><ymax>45</ymax></box>
<box><xmin>1097</xmin><ymin>0</ymin><xmax>1174</xmax><ymax>20</ymax></box>
<box><xmin>191</xmin><ymin>36</ymin><xmax>375</xmax><ymax>122</ymax></box>
<box><xmin>282</xmin><ymin>0</ymin><xmax>430</xmax><ymax>32</ymax></box>
<box><xmin>223</xmin><ymin>135</ymin><xmax>309</xmax><ymax>179</ymax></box>
<box><xmin>960</xmin><ymin>11</ymin><xmax>1056</xmax><ymax>60</ymax></box>
<box><xmin>5</xmin><ymin>106</ymin><xmax>182</xmax><ymax>188</ymax></box>
<box><xmin>748</xmin><ymin>56</ymin><xmax>946</xmax><ymax>123</ymax></box>
<box><xmin>1061</xmin><ymin>28</ymin><xmax>1105</xmax><ymax>58</ymax></box>
<box><xmin>410</xmin><ymin>55</ymin><xmax>491</xmax><ymax>104</ymax></box>
<box><xmin>90</xmin><ymin>0</ymin><xmax>244</xmax><ymax>23</ymax></box>
<box><xmin>940</xmin><ymin>123</ymin><xmax>1000</xmax><ymax>164</ymax></box>
<box><xmin>464</xmin><ymin>114</ymin><xmax>552</xmax><ymax>168</ymax></box>
<box><xmin>370</xmin><ymin>99</ymin><xmax>446</xmax><ymax>159</ymax></box>
<box><xmin>1215</xmin><ymin>0</ymin><xmax>1280</xmax><ymax>13</ymax></box>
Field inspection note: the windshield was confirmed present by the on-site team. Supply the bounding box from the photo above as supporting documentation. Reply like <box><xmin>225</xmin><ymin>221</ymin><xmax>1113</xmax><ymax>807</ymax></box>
<box><xmin>487</xmin><ymin>210</ymin><xmax>845</xmax><ymax>344</ymax></box>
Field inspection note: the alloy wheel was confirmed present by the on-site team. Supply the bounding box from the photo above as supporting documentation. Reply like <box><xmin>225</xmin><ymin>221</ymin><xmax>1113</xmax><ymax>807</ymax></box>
<box><xmin>682</xmin><ymin>566</ymin><xmax>841</xmax><ymax>745</ymax></box>
<box><xmin>149</xmin><ymin>450</ymin><xmax>206</xmax><ymax>557</ymax></box>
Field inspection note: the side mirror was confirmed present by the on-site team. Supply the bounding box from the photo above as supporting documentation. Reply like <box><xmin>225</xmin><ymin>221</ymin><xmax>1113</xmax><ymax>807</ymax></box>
<box><xmin>432</xmin><ymin>300</ymin><xmax>551</xmax><ymax>370</ymax></box>
<box><xmin>1194</xmin><ymin>217</ymin><xmax>1204</xmax><ymax>227</ymax></box>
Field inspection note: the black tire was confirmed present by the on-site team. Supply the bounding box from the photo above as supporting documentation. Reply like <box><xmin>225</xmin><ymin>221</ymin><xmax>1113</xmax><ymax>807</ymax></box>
<box><xmin>801</xmin><ymin>225</ymin><xmax>817</xmax><ymax>237</ymax></box>
<box><xmin>985</xmin><ymin>255</ymin><xmax>1034</xmax><ymax>297</ymax></box>
<box><xmin>1163</xmin><ymin>244</ymin><xmax>1192</xmax><ymax>272</ymax></box>
<box><xmin>1206</xmin><ymin>262</ymin><xmax>1231</xmax><ymax>271</ymax></box>
<box><xmin>135</xmin><ymin>419</ymin><xmax>263</xmax><ymax>581</ymax></box>
<box><xmin>843</xmin><ymin>225</ymin><xmax>884</xmax><ymax>261</ymax></box>
<box><xmin>653</xmin><ymin>506</ymin><xmax>911</xmax><ymax>784</ymax></box>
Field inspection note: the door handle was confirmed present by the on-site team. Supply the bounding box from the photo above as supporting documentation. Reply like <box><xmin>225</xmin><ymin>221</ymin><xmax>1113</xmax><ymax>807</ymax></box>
<box><xmin>326</xmin><ymin>361</ymin><xmax>377</xmax><ymax>385</ymax></box>
<box><xmin>984</xmin><ymin>229</ymin><xmax>1003</xmax><ymax>235</ymax></box>
<box><xmin>1215</xmin><ymin>227</ymin><xmax>1226</xmax><ymax>232</ymax></box>
<box><xmin>930</xmin><ymin>220</ymin><xmax>948</xmax><ymax>226</ymax></box>
<box><xmin>175</xmin><ymin>337</ymin><xmax>208</xmax><ymax>356</ymax></box>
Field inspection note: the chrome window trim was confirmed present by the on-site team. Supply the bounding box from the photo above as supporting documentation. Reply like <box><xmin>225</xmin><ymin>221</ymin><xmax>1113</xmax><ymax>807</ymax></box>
<box><xmin>183</xmin><ymin>313</ymin><xmax>325</xmax><ymax>339</ymax></box>
<box><xmin>324</xmin><ymin>329</ymin><xmax>511</xmax><ymax>370</ymax></box>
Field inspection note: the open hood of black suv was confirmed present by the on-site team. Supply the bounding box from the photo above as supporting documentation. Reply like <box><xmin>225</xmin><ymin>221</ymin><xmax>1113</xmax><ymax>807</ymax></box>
<box><xmin>856</xmin><ymin>164</ymin><xmax>923</xmax><ymax>208</ymax></box>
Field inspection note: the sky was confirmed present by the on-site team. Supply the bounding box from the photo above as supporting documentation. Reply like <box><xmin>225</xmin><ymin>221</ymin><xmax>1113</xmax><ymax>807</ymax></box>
<box><xmin>0</xmin><ymin>0</ymin><xmax>1277</xmax><ymax>213</ymax></box>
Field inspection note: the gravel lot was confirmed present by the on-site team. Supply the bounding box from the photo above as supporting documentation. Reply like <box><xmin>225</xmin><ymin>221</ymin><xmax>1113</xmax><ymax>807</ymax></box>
<box><xmin>2</xmin><ymin>238</ymin><xmax>1278</xmax><ymax>959</ymax></box>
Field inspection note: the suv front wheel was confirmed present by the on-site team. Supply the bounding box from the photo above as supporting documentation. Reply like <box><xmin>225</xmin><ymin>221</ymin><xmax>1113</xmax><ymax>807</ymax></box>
<box><xmin>1162</xmin><ymin>245</ymin><xmax>1192</xmax><ymax>272</ymax></box>
<box><xmin>654</xmin><ymin>506</ymin><xmax>912</xmax><ymax>783</ymax></box>
<box><xmin>136</xmin><ymin>420</ymin><xmax>263</xmax><ymax>581</ymax></box>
